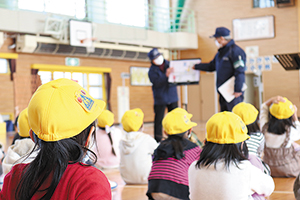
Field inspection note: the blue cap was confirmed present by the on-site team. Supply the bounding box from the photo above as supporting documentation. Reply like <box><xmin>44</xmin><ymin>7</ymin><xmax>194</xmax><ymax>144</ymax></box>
<box><xmin>147</xmin><ymin>48</ymin><xmax>161</xmax><ymax>61</ymax></box>
<box><xmin>210</xmin><ymin>27</ymin><xmax>230</xmax><ymax>38</ymax></box>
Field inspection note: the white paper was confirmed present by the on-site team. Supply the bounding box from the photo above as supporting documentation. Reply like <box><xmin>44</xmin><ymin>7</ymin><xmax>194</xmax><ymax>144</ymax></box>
<box><xmin>168</xmin><ymin>59</ymin><xmax>201</xmax><ymax>85</ymax></box>
<box><xmin>217</xmin><ymin>76</ymin><xmax>247</xmax><ymax>103</ymax></box>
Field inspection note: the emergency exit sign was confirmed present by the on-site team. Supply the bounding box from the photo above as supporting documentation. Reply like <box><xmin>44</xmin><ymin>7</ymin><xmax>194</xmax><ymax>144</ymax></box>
<box><xmin>65</xmin><ymin>57</ymin><xmax>80</xmax><ymax>66</ymax></box>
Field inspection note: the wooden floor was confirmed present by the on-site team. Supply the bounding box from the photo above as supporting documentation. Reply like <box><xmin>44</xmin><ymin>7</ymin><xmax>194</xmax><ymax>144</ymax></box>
<box><xmin>101</xmin><ymin>121</ymin><xmax>297</xmax><ymax>200</ymax></box>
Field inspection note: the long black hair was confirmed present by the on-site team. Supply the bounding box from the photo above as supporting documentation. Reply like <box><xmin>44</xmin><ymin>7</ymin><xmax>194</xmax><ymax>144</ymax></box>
<box><xmin>195</xmin><ymin>141</ymin><xmax>248</xmax><ymax>170</ymax></box>
<box><xmin>266</xmin><ymin>113</ymin><xmax>295</xmax><ymax>135</ymax></box>
<box><xmin>15</xmin><ymin>121</ymin><xmax>97</xmax><ymax>200</ymax></box>
<box><xmin>153</xmin><ymin>132</ymin><xmax>188</xmax><ymax>161</ymax></box>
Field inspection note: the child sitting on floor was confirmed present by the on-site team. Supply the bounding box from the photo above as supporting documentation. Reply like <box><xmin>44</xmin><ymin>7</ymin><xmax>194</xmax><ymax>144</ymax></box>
<box><xmin>2</xmin><ymin>108</ymin><xmax>36</xmax><ymax>176</ymax></box>
<box><xmin>93</xmin><ymin>110</ymin><xmax>122</xmax><ymax>169</ymax></box>
<box><xmin>119</xmin><ymin>108</ymin><xmax>158</xmax><ymax>184</ymax></box>
<box><xmin>189</xmin><ymin>111</ymin><xmax>274</xmax><ymax>200</ymax></box>
<box><xmin>147</xmin><ymin>108</ymin><xmax>202</xmax><ymax>200</ymax></box>
<box><xmin>232</xmin><ymin>102</ymin><xmax>270</xmax><ymax>175</ymax></box>
<box><xmin>260</xmin><ymin>96</ymin><xmax>300</xmax><ymax>177</ymax></box>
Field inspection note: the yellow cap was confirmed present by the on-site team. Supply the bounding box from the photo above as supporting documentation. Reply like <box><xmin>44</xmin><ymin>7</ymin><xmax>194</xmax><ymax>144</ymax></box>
<box><xmin>17</xmin><ymin>108</ymin><xmax>30</xmax><ymax>137</ymax></box>
<box><xmin>97</xmin><ymin>110</ymin><xmax>114</xmax><ymax>128</ymax></box>
<box><xmin>232</xmin><ymin>102</ymin><xmax>258</xmax><ymax>125</ymax></box>
<box><xmin>121</xmin><ymin>108</ymin><xmax>144</xmax><ymax>132</ymax></box>
<box><xmin>269</xmin><ymin>97</ymin><xmax>294</xmax><ymax>119</ymax></box>
<box><xmin>28</xmin><ymin>78</ymin><xmax>106</xmax><ymax>142</ymax></box>
<box><xmin>162</xmin><ymin>108</ymin><xmax>197</xmax><ymax>135</ymax></box>
<box><xmin>206</xmin><ymin>111</ymin><xmax>249</xmax><ymax>144</ymax></box>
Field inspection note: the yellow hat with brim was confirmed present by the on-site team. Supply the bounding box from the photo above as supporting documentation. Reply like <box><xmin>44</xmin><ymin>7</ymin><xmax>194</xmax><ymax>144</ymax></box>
<box><xmin>97</xmin><ymin>110</ymin><xmax>114</xmax><ymax>128</ymax></box>
<box><xmin>232</xmin><ymin>102</ymin><xmax>258</xmax><ymax>125</ymax></box>
<box><xmin>270</xmin><ymin>97</ymin><xmax>294</xmax><ymax>119</ymax></box>
<box><xmin>162</xmin><ymin>108</ymin><xmax>197</xmax><ymax>135</ymax></box>
<box><xmin>18</xmin><ymin>108</ymin><xmax>30</xmax><ymax>137</ymax></box>
<box><xmin>206</xmin><ymin>111</ymin><xmax>249</xmax><ymax>144</ymax></box>
<box><xmin>28</xmin><ymin>78</ymin><xmax>106</xmax><ymax>142</ymax></box>
<box><xmin>121</xmin><ymin>108</ymin><xmax>144</xmax><ymax>132</ymax></box>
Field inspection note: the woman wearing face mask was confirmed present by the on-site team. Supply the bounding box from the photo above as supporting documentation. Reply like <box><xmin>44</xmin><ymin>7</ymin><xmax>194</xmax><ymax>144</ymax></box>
<box><xmin>147</xmin><ymin>48</ymin><xmax>178</xmax><ymax>142</ymax></box>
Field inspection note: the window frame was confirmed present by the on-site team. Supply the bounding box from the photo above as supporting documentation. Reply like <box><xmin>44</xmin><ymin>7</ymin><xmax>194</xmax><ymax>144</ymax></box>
<box><xmin>32</xmin><ymin>64</ymin><xmax>111</xmax><ymax>102</ymax></box>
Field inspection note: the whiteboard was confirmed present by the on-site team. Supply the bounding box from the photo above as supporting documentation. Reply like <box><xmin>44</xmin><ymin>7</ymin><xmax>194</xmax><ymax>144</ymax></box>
<box><xmin>168</xmin><ymin>59</ymin><xmax>201</xmax><ymax>85</ymax></box>
<box><xmin>232</xmin><ymin>15</ymin><xmax>275</xmax><ymax>41</ymax></box>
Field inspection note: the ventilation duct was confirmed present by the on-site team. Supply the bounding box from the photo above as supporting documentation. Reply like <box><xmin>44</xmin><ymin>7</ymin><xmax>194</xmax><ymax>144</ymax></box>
<box><xmin>33</xmin><ymin>43</ymin><xmax>150</xmax><ymax>61</ymax></box>
<box><xmin>17</xmin><ymin>35</ymin><xmax>168</xmax><ymax>61</ymax></box>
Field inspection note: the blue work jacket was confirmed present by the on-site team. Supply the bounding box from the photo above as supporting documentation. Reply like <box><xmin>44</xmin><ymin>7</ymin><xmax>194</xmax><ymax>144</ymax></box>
<box><xmin>195</xmin><ymin>40</ymin><xmax>246</xmax><ymax>92</ymax></box>
<box><xmin>148</xmin><ymin>60</ymin><xmax>178</xmax><ymax>105</ymax></box>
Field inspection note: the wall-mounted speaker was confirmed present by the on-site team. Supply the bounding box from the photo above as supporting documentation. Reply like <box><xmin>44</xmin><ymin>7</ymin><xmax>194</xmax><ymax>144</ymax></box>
<box><xmin>276</xmin><ymin>0</ymin><xmax>295</xmax><ymax>7</ymax></box>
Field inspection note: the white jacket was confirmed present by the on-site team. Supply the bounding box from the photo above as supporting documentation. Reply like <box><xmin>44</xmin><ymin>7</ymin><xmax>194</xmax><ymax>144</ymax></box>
<box><xmin>119</xmin><ymin>131</ymin><xmax>158</xmax><ymax>184</ymax></box>
<box><xmin>2</xmin><ymin>138</ymin><xmax>37</xmax><ymax>175</ymax></box>
<box><xmin>188</xmin><ymin>160</ymin><xmax>274</xmax><ymax>200</ymax></box>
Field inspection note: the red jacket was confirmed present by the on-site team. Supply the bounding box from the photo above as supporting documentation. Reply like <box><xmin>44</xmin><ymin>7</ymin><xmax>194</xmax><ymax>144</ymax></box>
<box><xmin>0</xmin><ymin>163</ymin><xmax>111</xmax><ymax>200</ymax></box>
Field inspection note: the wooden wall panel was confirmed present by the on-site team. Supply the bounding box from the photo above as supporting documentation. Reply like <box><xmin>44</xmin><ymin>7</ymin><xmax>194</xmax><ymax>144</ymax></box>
<box><xmin>180</xmin><ymin>0</ymin><xmax>300</xmax><ymax>120</ymax></box>
<box><xmin>262</xmin><ymin>64</ymin><xmax>300</xmax><ymax>116</ymax></box>
<box><xmin>0</xmin><ymin>52</ymin><xmax>154</xmax><ymax>123</ymax></box>
<box><xmin>13</xmin><ymin>73</ymin><xmax>32</xmax><ymax>113</ymax></box>
<box><xmin>0</xmin><ymin>75</ymin><xmax>14</xmax><ymax>114</ymax></box>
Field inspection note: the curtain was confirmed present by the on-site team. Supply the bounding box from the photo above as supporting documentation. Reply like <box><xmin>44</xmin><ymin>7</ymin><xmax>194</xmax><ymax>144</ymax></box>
<box><xmin>104</xmin><ymin>73</ymin><xmax>112</xmax><ymax>111</ymax></box>
<box><xmin>8</xmin><ymin>59</ymin><xmax>16</xmax><ymax>81</ymax></box>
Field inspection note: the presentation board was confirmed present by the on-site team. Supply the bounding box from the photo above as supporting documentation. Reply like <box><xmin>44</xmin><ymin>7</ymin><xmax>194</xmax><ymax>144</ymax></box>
<box><xmin>168</xmin><ymin>59</ymin><xmax>201</xmax><ymax>85</ymax></box>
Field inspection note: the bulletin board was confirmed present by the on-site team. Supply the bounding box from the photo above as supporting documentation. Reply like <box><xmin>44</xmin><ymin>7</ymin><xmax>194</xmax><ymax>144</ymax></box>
<box><xmin>232</xmin><ymin>15</ymin><xmax>275</xmax><ymax>41</ymax></box>
<box><xmin>130</xmin><ymin>66</ymin><xmax>152</xmax><ymax>86</ymax></box>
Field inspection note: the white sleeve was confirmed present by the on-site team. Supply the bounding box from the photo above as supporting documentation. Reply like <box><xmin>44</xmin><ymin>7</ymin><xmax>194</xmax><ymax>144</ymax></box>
<box><xmin>147</xmin><ymin>135</ymin><xmax>158</xmax><ymax>154</ymax></box>
<box><xmin>249</xmin><ymin>164</ymin><xmax>275</xmax><ymax>197</ymax></box>
<box><xmin>259</xmin><ymin>103</ymin><xmax>269</xmax><ymax>131</ymax></box>
<box><xmin>289</xmin><ymin>121</ymin><xmax>300</xmax><ymax>142</ymax></box>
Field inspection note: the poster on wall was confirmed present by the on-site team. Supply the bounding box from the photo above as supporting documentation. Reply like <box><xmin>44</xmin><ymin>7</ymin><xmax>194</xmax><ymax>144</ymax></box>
<box><xmin>130</xmin><ymin>66</ymin><xmax>152</xmax><ymax>86</ymax></box>
<box><xmin>232</xmin><ymin>15</ymin><xmax>275</xmax><ymax>41</ymax></box>
<box><xmin>168</xmin><ymin>59</ymin><xmax>201</xmax><ymax>85</ymax></box>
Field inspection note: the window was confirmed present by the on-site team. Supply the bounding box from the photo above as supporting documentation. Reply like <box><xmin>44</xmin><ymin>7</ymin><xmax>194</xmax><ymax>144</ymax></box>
<box><xmin>106</xmin><ymin>0</ymin><xmax>148</xmax><ymax>27</ymax></box>
<box><xmin>38</xmin><ymin>71</ymin><xmax>104</xmax><ymax>100</ymax></box>
<box><xmin>253</xmin><ymin>0</ymin><xmax>275</xmax><ymax>8</ymax></box>
<box><xmin>0</xmin><ymin>59</ymin><xmax>9</xmax><ymax>74</ymax></box>
<box><xmin>18</xmin><ymin>0</ymin><xmax>86</xmax><ymax>19</ymax></box>
<box><xmin>150</xmin><ymin>0</ymin><xmax>170</xmax><ymax>32</ymax></box>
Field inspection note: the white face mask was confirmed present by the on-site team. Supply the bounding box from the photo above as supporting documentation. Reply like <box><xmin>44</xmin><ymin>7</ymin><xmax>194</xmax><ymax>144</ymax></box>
<box><xmin>153</xmin><ymin>55</ymin><xmax>164</xmax><ymax>65</ymax></box>
<box><xmin>215</xmin><ymin>40</ymin><xmax>222</xmax><ymax>48</ymax></box>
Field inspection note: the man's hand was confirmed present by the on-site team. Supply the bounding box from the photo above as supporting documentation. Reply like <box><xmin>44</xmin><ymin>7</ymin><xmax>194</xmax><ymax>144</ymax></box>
<box><xmin>234</xmin><ymin>92</ymin><xmax>242</xmax><ymax>98</ymax></box>
<box><xmin>166</xmin><ymin>67</ymin><xmax>174</xmax><ymax>77</ymax></box>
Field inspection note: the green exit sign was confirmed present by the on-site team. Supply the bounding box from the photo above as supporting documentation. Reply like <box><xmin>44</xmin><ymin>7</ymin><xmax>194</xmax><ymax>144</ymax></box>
<box><xmin>65</xmin><ymin>57</ymin><xmax>80</xmax><ymax>66</ymax></box>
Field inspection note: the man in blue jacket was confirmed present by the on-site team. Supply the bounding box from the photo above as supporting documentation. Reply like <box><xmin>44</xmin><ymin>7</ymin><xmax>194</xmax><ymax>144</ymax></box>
<box><xmin>148</xmin><ymin>48</ymin><xmax>178</xmax><ymax>142</ymax></box>
<box><xmin>193</xmin><ymin>27</ymin><xmax>246</xmax><ymax>111</ymax></box>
